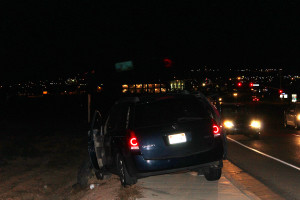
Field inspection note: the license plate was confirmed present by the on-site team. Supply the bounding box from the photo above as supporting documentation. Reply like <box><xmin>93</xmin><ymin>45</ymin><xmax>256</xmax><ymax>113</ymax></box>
<box><xmin>168</xmin><ymin>133</ymin><xmax>187</xmax><ymax>144</ymax></box>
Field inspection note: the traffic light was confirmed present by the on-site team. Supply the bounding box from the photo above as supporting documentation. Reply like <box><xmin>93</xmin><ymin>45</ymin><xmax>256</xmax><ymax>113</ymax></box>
<box><xmin>237</xmin><ymin>82</ymin><xmax>242</xmax><ymax>87</ymax></box>
<box><xmin>279</xmin><ymin>89</ymin><xmax>283</xmax><ymax>94</ymax></box>
<box><xmin>163</xmin><ymin>58</ymin><xmax>172</xmax><ymax>68</ymax></box>
<box><xmin>249</xmin><ymin>82</ymin><xmax>253</xmax><ymax>87</ymax></box>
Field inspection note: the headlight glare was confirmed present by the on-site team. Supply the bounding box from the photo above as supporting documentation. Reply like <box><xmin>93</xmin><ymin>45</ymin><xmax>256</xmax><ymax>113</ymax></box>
<box><xmin>250</xmin><ymin>120</ymin><xmax>261</xmax><ymax>129</ymax></box>
<box><xmin>224</xmin><ymin>120</ymin><xmax>234</xmax><ymax>129</ymax></box>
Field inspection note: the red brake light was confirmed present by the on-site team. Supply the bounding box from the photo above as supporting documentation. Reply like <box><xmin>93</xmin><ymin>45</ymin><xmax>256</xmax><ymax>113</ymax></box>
<box><xmin>130</xmin><ymin>137</ymin><xmax>138</xmax><ymax>147</ymax></box>
<box><xmin>128</xmin><ymin>130</ymin><xmax>139</xmax><ymax>150</ymax></box>
<box><xmin>212</xmin><ymin>120</ymin><xmax>221</xmax><ymax>137</ymax></box>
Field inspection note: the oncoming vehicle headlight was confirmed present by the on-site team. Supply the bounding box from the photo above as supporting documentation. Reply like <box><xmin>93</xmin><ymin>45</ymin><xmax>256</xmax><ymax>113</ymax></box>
<box><xmin>297</xmin><ymin>114</ymin><xmax>300</xmax><ymax>121</ymax></box>
<box><xmin>250</xmin><ymin>120</ymin><xmax>261</xmax><ymax>129</ymax></box>
<box><xmin>224</xmin><ymin>120</ymin><xmax>234</xmax><ymax>129</ymax></box>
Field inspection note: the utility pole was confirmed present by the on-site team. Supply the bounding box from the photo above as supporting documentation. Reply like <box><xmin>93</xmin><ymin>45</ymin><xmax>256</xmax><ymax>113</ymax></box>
<box><xmin>279</xmin><ymin>69</ymin><xmax>283</xmax><ymax>102</ymax></box>
<box><xmin>279</xmin><ymin>69</ymin><xmax>282</xmax><ymax>90</ymax></box>
<box><xmin>88</xmin><ymin>93</ymin><xmax>91</xmax><ymax>123</ymax></box>
<box><xmin>87</xmin><ymin>69</ymin><xmax>97</xmax><ymax>124</ymax></box>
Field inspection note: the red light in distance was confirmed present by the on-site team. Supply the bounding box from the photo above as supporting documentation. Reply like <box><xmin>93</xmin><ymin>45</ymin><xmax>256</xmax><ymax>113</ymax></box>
<box><xmin>163</xmin><ymin>58</ymin><xmax>172</xmax><ymax>68</ymax></box>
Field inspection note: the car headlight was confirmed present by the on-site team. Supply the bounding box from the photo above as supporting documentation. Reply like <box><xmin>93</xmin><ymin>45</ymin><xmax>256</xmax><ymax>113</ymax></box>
<box><xmin>250</xmin><ymin>120</ymin><xmax>261</xmax><ymax>129</ymax></box>
<box><xmin>224</xmin><ymin>120</ymin><xmax>234</xmax><ymax>129</ymax></box>
<box><xmin>297</xmin><ymin>114</ymin><xmax>300</xmax><ymax>121</ymax></box>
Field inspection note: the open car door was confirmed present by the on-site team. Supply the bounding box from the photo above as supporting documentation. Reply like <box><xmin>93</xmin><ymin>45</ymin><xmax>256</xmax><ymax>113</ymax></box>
<box><xmin>88</xmin><ymin>110</ymin><xmax>108</xmax><ymax>179</ymax></box>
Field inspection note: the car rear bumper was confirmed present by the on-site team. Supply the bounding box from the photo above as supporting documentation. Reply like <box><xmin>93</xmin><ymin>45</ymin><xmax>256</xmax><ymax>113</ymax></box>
<box><xmin>125</xmin><ymin>141</ymin><xmax>224</xmax><ymax>178</ymax></box>
<box><xmin>135</xmin><ymin>160</ymin><xmax>222</xmax><ymax>178</ymax></box>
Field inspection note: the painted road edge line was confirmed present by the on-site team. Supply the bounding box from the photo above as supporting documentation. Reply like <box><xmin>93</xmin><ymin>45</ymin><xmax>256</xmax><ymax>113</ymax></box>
<box><xmin>227</xmin><ymin>137</ymin><xmax>300</xmax><ymax>172</ymax></box>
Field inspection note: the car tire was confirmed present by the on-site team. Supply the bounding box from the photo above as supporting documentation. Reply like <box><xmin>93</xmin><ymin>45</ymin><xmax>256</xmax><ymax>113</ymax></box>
<box><xmin>117</xmin><ymin>154</ymin><xmax>137</xmax><ymax>186</ymax></box>
<box><xmin>204</xmin><ymin>167</ymin><xmax>222</xmax><ymax>181</ymax></box>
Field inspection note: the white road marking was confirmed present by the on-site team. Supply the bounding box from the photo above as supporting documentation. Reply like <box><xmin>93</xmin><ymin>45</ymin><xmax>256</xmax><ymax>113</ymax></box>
<box><xmin>227</xmin><ymin>137</ymin><xmax>300</xmax><ymax>172</ymax></box>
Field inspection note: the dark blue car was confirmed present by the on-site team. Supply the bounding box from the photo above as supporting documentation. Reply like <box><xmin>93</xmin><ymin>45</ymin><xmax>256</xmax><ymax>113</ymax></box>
<box><xmin>88</xmin><ymin>93</ymin><xmax>227</xmax><ymax>186</ymax></box>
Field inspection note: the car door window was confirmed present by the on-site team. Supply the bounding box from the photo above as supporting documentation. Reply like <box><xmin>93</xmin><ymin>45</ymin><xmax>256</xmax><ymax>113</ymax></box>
<box><xmin>105</xmin><ymin>104</ymin><xmax>129</xmax><ymax>135</ymax></box>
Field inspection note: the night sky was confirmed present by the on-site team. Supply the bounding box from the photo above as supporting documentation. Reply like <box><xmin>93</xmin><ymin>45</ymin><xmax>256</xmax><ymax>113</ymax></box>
<box><xmin>1</xmin><ymin>0</ymin><xmax>300</xmax><ymax>81</ymax></box>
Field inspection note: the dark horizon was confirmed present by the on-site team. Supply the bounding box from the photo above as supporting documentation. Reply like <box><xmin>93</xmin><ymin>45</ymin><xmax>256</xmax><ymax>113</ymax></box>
<box><xmin>1</xmin><ymin>1</ymin><xmax>300</xmax><ymax>81</ymax></box>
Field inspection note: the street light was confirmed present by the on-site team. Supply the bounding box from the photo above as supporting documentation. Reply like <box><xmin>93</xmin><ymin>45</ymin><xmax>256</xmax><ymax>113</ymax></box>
<box><xmin>233</xmin><ymin>93</ymin><xmax>238</xmax><ymax>103</ymax></box>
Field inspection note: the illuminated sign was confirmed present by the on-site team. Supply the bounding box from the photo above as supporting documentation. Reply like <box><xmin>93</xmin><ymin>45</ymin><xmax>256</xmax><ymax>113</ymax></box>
<box><xmin>292</xmin><ymin>94</ymin><xmax>297</xmax><ymax>102</ymax></box>
<box><xmin>115</xmin><ymin>61</ymin><xmax>134</xmax><ymax>72</ymax></box>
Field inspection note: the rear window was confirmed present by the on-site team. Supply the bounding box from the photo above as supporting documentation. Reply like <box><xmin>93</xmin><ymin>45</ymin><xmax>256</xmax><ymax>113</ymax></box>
<box><xmin>133</xmin><ymin>96</ymin><xmax>210</xmax><ymax>128</ymax></box>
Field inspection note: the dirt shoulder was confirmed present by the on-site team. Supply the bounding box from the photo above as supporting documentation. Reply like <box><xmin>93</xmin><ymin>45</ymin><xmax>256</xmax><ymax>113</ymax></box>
<box><xmin>0</xmin><ymin>123</ymin><xmax>142</xmax><ymax>200</ymax></box>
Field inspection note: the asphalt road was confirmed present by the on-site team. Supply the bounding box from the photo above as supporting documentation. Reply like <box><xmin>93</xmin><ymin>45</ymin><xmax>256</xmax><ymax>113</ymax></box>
<box><xmin>227</xmin><ymin>102</ymin><xmax>300</xmax><ymax>200</ymax></box>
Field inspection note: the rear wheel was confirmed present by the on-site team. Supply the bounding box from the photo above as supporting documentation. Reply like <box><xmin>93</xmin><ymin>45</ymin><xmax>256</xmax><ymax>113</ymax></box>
<box><xmin>117</xmin><ymin>154</ymin><xmax>137</xmax><ymax>186</ymax></box>
<box><xmin>204</xmin><ymin>167</ymin><xmax>222</xmax><ymax>181</ymax></box>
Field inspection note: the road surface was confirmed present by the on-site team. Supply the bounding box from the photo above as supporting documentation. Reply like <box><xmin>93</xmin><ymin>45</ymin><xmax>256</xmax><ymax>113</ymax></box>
<box><xmin>227</xmin><ymin>102</ymin><xmax>300</xmax><ymax>200</ymax></box>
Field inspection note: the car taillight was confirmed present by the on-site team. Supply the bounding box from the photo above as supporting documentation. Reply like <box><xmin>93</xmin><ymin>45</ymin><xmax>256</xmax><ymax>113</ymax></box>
<box><xmin>127</xmin><ymin>130</ymin><xmax>139</xmax><ymax>150</ymax></box>
<box><xmin>212</xmin><ymin>120</ymin><xmax>221</xmax><ymax>137</ymax></box>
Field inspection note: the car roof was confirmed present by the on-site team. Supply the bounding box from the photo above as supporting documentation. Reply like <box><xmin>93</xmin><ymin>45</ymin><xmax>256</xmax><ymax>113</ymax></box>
<box><xmin>115</xmin><ymin>92</ymin><xmax>202</xmax><ymax>104</ymax></box>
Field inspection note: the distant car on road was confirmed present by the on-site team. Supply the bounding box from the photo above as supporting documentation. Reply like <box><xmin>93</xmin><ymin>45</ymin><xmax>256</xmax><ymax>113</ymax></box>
<box><xmin>283</xmin><ymin>102</ymin><xmax>300</xmax><ymax>129</ymax></box>
<box><xmin>88</xmin><ymin>93</ymin><xmax>227</xmax><ymax>186</ymax></box>
<box><xmin>221</xmin><ymin>103</ymin><xmax>262</xmax><ymax>139</ymax></box>
<box><xmin>252</xmin><ymin>96</ymin><xmax>260</xmax><ymax>102</ymax></box>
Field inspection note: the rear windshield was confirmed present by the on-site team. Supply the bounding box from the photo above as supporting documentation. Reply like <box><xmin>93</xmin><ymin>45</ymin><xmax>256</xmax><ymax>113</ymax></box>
<box><xmin>134</xmin><ymin>96</ymin><xmax>210</xmax><ymax>128</ymax></box>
